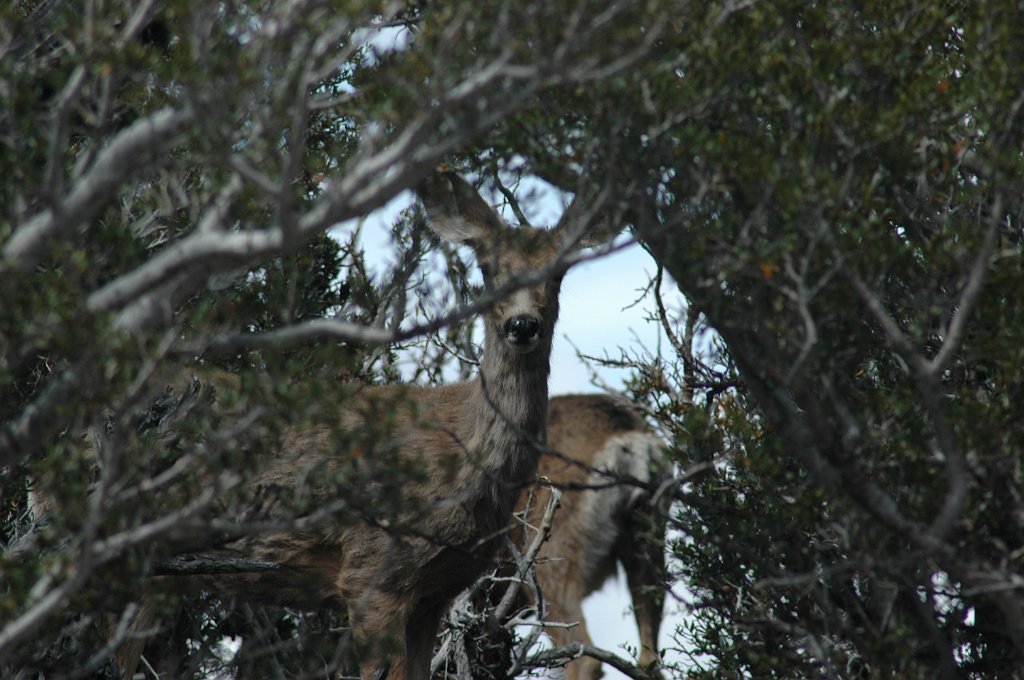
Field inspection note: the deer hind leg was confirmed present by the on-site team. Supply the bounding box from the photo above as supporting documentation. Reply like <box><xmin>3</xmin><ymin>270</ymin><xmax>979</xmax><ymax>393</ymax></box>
<box><xmin>403</xmin><ymin>601</ymin><xmax>446</xmax><ymax>680</ymax></box>
<box><xmin>620</xmin><ymin>506</ymin><xmax>667</xmax><ymax>677</ymax></box>
<box><xmin>349</xmin><ymin>590</ymin><xmax>412</xmax><ymax>680</ymax></box>
<box><xmin>112</xmin><ymin>597</ymin><xmax>159</xmax><ymax>680</ymax></box>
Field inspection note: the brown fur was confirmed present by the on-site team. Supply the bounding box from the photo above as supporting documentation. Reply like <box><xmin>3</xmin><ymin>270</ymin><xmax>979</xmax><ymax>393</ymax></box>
<box><xmin>112</xmin><ymin>172</ymin><xmax>601</xmax><ymax>680</ymax></box>
<box><xmin>520</xmin><ymin>394</ymin><xmax>669</xmax><ymax>680</ymax></box>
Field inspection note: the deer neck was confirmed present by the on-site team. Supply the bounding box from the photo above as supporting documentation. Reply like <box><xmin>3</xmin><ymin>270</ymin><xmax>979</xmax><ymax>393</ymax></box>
<box><xmin>480</xmin><ymin>342</ymin><xmax>550</xmax><ymax>430</ymax></box>
<box><xmin>463</xmin><ymin>324</ymin><xmax>553</xmax><ymax>494</ymax></box>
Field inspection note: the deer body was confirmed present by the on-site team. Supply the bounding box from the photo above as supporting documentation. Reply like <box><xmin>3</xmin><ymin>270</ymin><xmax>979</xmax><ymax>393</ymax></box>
<box><xmin>110</xmin><ymin>171</ymin><xmax>594</xmax><ymax>680</ymax></box>
<box><xmin>523</xmin><ymin>394</ymin><xmax>669</xmax><ymax>680</ymax></box>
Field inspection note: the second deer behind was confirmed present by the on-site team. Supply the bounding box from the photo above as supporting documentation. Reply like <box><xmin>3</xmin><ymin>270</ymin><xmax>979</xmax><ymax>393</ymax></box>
<box><xmin>530</xmin><ymin>393</ymin><xmax>670</xmax><ymax>680</ymax></box>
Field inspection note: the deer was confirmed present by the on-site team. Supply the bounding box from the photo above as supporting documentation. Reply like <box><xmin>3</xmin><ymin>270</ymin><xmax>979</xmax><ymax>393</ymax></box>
<box><xmin>515</xmin><ymin>393</ymin><xmax>669</xmax><ymax>680</ymax></box>
<box><xmin>99</xmin><ymin>170</ymin><xmax>610</xmax><ymax>680</ymax></box>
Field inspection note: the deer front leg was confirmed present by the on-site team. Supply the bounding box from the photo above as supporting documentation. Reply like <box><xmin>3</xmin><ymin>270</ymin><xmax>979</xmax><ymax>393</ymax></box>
<box><xmin>349</xmin><ymin>590</ymin><xmax>410</xmax><ymax>680</ymax></box>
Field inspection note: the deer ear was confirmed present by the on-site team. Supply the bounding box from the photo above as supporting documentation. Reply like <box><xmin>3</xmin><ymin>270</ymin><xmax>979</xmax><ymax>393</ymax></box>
<box><xmin>574</xmin><ymin>216</ymin><xmax>620</xmax><ymax>248</ymax></box>
<box><xmin>553</xmin><ymin>196</ymin><xmax>621</xmax><ymax>249</ymax></box>
<box><xmin>418</xmin><ymin>171</ymin><xmax>503</xmax><ymax>244</ymax></box>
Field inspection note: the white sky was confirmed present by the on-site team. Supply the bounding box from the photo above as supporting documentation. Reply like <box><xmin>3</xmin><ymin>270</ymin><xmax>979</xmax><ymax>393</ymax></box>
<box><xmin>337</xmin><ymin>180</ymin><xmax>690</xmax><ymax>679</ymax></box>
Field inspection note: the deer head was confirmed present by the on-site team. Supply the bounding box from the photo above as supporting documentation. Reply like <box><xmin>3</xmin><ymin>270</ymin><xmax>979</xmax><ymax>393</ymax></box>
<box><xmin>419</xmin><ymin>171</ymin><xmax>596</xmax><ymax>359</ymax></box>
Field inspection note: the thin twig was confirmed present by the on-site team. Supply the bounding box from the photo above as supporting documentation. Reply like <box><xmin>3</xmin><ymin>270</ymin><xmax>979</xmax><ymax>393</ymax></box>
<box><xmin>493</xmin><ymin>172</ymin><xmax>532</xmax><ymax>227</ymax></box>
<box><xmin>496</xmin><ymin>487</ymin><xmax>561</xmax><ymax>620</ymax></box>
<box><xmin>185</xmin><ymin>239</ymin><xmax>634</xmax><ymax>355</ymax></box>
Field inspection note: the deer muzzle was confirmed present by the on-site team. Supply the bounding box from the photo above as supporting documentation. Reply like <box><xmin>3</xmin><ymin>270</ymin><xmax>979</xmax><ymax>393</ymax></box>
<box><xmin>504</xmin><ymin>314</ymin><xmax>542</xmax><ymax>351</ymax></box>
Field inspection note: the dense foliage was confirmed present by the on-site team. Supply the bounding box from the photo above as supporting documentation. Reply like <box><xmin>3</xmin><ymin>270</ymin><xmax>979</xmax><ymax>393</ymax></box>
<box><xmin>3</xmin><ymin>0</ymin><xmax>1023</xmax><ymax>678</ymax></box>
<box><xmin>511</xmin><ymin>3</ymin><xmax>1024</xmax><ymax>677</ymax></box>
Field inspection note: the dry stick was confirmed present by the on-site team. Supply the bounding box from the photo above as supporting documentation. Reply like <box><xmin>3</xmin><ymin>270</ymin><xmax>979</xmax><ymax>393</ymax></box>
<box><xmin>653</xmin><ymin>263</ymin><xmax>708</xmax><ymax>412</ymax></box>
<box><xmin>428</xmin><ymin>488</ymin><xmax>562</xmax><ymax>677</ymax></box>
<box><xmin>496</xmin><ymin>486</ymin><xmax>561</xmax><ymax>620</ymax></box>
<box><xmin>929</xmin><ymin>195</ymin><xmax>1001</xmax><ymax>377</ymax></box>
<box><xmin>154</xmin><ymin>554</ymin><xmax>281</xmax><ymax>576</ymax></box>
<box><xmin>0</xmin><ymin>467</ymin><xmax>242</xmax><ymax>660</ymax></box>
<box><xmin>493</xmin><ymin>172</ymin><xmax>533</xmax><ymax>228</ymax></box>
<box><xmin>504</xmin><ymin>507</ymin><xmax>556</xmax><ymax>676</ymax></box>
<box><xmin>68</xmin><ymin>603</ymin><xmax>141</xmax><ymax>680</ymax></box>
<box><xmin>505</xmin><ymin>486</ymin><xmax>659</xmax><ymax>679</ymax></box>
<box><xmin>653</xmin><ymin>264</ymin><xmax>690</xmax><ymax>369</ymax></box>
<box><xmin>42</xmin><ymin>64</ymin><xmax>86</xmax><ymax>200</ymax></box>
<box><xmin>681</xmin><ymin>300</ymin><xmax>700</xmax><ymax>408</ymax></box>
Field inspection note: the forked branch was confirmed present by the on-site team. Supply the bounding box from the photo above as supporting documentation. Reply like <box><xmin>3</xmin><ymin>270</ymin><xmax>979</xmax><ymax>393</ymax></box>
<box><xmin>525</xmin><ymin>643</ymin><xmax>662</xmax><ymax>680</ymax></box>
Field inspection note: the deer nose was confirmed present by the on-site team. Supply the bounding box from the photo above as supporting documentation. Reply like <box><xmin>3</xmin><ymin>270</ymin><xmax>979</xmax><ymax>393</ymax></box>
<box><xmin>504</xmin><ymin>315</ymin><xmax>541</xmax><ymax>346</ymax></box>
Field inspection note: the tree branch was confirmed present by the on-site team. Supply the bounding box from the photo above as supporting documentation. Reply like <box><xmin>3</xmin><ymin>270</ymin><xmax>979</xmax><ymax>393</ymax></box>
<box><xmin>187</xmin><ymin>238</ymin><xmax>633</xmax><ymax>354</ymax></box>
<box><xmin>928</xmin><ymin>194</ymin><xmax>1002</xmax><ymax>377</ymax></box>
<box><xmin>495</xmin><ymin>486</ymin><xmax>560</xmax><ymax>620</ymax></box>
<box><xmin>3</xmin><ymin>107</ymin><xmax>195</xmax><ymax>271</ymax></box>
<box><xmin>525</xmin><ymin>643</ymin><xmax>661</xmax><ymax>680</ymax></box>
<box><xmin>154</xmin><ymin>553</ymin><xmax>281</xmax><ymax>576</ymax></box>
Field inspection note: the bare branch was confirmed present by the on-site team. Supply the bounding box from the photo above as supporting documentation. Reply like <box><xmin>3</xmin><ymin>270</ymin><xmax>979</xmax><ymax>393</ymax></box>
<box><xmin>431</xmin><ymin>333</ymin><xmax>481</xmax><ymax>367</ymax></box>
<box><xmin>844</xmin><ymin>267</ymin><xmax>927</xmax><ymax>376</ymax></box>
<box><xmin>928</xmin><ymin>194</ymin><xmax>1002</xmax><ymax>376</ymax></box>
<box><xmin>0</xmin><ymin>466</ymin><xmax>240</xmax><ymax>660</ymax></box>
<box><xmin>0</xmin><ymin>364</ymin><xmax>82</xmax><ymax>469</ymax></box>
<box><xmin>526</xmin><ymin>643</ymin><xmax>660</xmax><ymax>680</ymax></box>
<box><xmin>0</xmin><ymin>568</ymin><xmax>90</xmax><ymax>664</ymax></box>
<box><xmin>187</xmin><ymin>238</ymin><xmax>634</xmax><ymax>355</ymax></box>
<box><xmin>653</xmin><ymin>265</ymin><xmax>690</xmax><ymax>367</ymax></box>
<box><xmin>714</xmin><ymin>320</ymin><xmax>941</xmax><ymax>549</ymax></box>
<box><xmin>42</xmin><ymin>64</ymin><xmax>86</xmax><ymax>200</ymax></box>
<box><xmin>681</xmin><ymin>300</ymin><xmax>700</xmax><ymax>406</ymax></box>
<box><xmin>848</xmin><ymin>193</ymin><xmax>1001</xmax><ymax>384</ymax></box>
<box><xmin>841</xmin><ymin>225</ymin><xmax>986</xmax><ymax>539</ymax></box>
<box><xmin>88</xmin><ymin>98</ymin><xmax>513</xmax><ymax>331</ymax></box>
<box><xmin>493</xmin><ymin>172</ymin><xmax>532</xmax><ymax>228</ymax></box>
<box><xmin>495</xmin><ymin>487</ymin><xmax>561</xmax><ymax>620</ymax></box>
<box><xmin>87</xmin><ymin>229</ymin><xmax>284</xmax><ymax>317</ymax></box>
<box><xmin>154</xmin><ymin>554</ymin><xmax>281</xmax><ymax>576</ymax></box>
